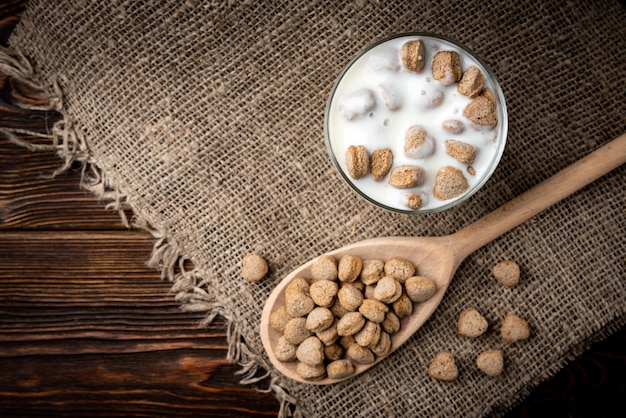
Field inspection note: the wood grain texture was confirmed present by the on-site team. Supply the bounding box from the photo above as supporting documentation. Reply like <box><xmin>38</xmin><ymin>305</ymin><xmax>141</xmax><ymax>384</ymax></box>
<box><xmin>0</xmin><ymin>1</ymin><xmax>623</xmax><ymax>417</ymax></box>
<box><xmin>0</xmin><ymin>233</ymin><xmax>278</xmax><ymax>417</ymax></box>
<box><xmin>0</xmin><ymin>124</ymin><xmax>127</xmax><ymax>230</ymax></box>
<box><xmin>0</xmin><ymin>2</ymin><xmax>280</xmax><ymax>416</ymax></box>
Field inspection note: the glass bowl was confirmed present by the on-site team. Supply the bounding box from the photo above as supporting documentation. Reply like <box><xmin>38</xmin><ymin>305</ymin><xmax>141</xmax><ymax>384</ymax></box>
<box><xmin>324</xmin><ymin>32</ymin><xmax>508</xmax><ymax>214</ymax></box>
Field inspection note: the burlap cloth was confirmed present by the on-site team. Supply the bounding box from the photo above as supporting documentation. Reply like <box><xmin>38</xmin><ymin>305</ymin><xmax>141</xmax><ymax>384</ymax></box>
<box><xmin>1</xmin><ymin>0</ymin><xmax>624</xmax><ymax>416</ymax></box>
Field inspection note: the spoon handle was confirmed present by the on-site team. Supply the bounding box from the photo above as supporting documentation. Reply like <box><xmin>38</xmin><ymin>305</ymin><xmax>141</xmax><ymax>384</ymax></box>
<box><xmin>452</xmin><ymin>132</ymin><xmax>626</xmax><ymax>259</ymax></box>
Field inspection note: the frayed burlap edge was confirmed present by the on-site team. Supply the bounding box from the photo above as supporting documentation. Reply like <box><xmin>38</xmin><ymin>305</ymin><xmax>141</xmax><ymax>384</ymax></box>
<box><xmin>1</xmin><ymin>44</ymin><xmax>623</xmax><ymax>418</ymax></box>
<box><xmin>0</xmin><ymin>45</ymin><xmax>300</xmax><ymax>418</ymax></box>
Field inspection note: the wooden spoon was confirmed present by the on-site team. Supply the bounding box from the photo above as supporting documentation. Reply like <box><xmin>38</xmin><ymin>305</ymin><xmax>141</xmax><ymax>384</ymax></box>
<box><xmin>260</xmin><ymin>132</ymin><xmax>626</xmax><ymax>385</ymax></box>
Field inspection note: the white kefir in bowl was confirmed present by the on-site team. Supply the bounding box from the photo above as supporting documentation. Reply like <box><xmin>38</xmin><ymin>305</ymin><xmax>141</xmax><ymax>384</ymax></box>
<box><xmin>325</xmin><ymin>33</ymin><xmax>508</xmax><ymax>213</ymax></box>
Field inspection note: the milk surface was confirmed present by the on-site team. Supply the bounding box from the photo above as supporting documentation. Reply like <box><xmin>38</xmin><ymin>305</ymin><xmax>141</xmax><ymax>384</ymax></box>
<box><xmin>327</xmin><ymin>35</ymin><xmax>506</xmax><ymax>212</ymax></box>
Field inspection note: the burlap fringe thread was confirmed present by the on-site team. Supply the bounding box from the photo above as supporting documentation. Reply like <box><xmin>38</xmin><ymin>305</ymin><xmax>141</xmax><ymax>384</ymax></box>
<box><xmin>0</xmin><ymin>46</ymin><xmax>300</xmax><ymax>418</ymax></box>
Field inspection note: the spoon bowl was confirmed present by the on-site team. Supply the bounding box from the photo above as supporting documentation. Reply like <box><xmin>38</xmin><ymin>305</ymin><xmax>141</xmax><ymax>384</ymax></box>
<box><xmin>261</xmin><ymin>236</ymin><xmax>458</xmax><ymax>384</ymax></box>
<box><xmin>261</xmin><ymin>133</ymin><xmax>626</xmax><ymax>384</ymax></box>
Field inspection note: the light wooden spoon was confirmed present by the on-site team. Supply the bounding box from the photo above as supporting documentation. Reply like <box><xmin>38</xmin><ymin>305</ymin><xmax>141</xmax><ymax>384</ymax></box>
<box><xmin>261</xmin><ymin>132</ymin><xmax>626</xmax><ymax>385</ymax></box>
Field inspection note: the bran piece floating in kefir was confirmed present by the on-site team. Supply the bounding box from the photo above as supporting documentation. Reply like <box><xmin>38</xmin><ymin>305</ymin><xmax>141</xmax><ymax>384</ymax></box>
<box><xmin>370</xmin><ymin>148</ymin><xmax>393</xmax><ymax>181</ymax></box>
<box><xmin>404</xmin><ymin>125</ymin><xmax>436</xmax><ymax>159</ymax></box>
<box><xmin>339</xmin><ymin>88</ymin><xmax>376</xmax><ymax>121</ymax></box>
<box><xmin>458</xmin><ymin>66</ymin><xmax>485</xmax><ymax>98</ymax></box>
<box><xmin>388</xmin><ymin>165</ymin><xmax>424</xmax><ymax>189</ymax></box>
<box><xmin>400</xmin><ymin>39</ymin><xmax>426</xmax><ymax>73</ymax></box>
<box><xmin>445</xmin><ymin>139</ymin><xmax>477</xmax><ymax>165</ymax></box>
<box><xmin>432</xmin><ymin>50</ymin><xmax>462</xmax><ymax>85</ymax></box>
<box><xmin>345</xmin><ymin>145</ymin><xmax>370</xmax><ymax>180</ymax></box>
<box><xmin>433</xmin><ymin>166</ymin><xmax>469</xmax><ymax>201</ymax></box>
<box><xmin>464</xmin><ymin>95</ymin><xmax>498</xmax><ymax>127</ymax></box>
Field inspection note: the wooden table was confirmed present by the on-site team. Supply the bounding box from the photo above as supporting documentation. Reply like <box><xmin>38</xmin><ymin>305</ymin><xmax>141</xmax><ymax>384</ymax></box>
<box><xmin>0</xmin><ymin>2</ymin><xmax>623</xmax><ymax>416</ymax></box>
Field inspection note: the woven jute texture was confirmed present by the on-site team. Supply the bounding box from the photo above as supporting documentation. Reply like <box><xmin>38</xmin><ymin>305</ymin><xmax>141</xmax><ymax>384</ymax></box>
<box><xmin>3</xmin><ymin>0</ymin><xmax>625</xmax><ymax>416</ymax></box>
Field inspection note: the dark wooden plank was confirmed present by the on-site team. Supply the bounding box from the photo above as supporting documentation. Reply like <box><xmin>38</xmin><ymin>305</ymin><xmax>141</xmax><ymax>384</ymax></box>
<box><xmin>0</xmin><ymin>231</ymin><xmax>279</xmax><ymax>417</ymax></box>
<box><xmin>0</xmin><ymin>351</ymin><xmax>278</xmax><ymax>418</ymax></box>
<box><xmin>0</xmin><ymin>140</ymin><xmax>133</xmax><ymax>229</ymax></box>
<box><xmin>0</xmin><ymin>2</ymin><xmax>24</xmax><ymax>51</ymax></box>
